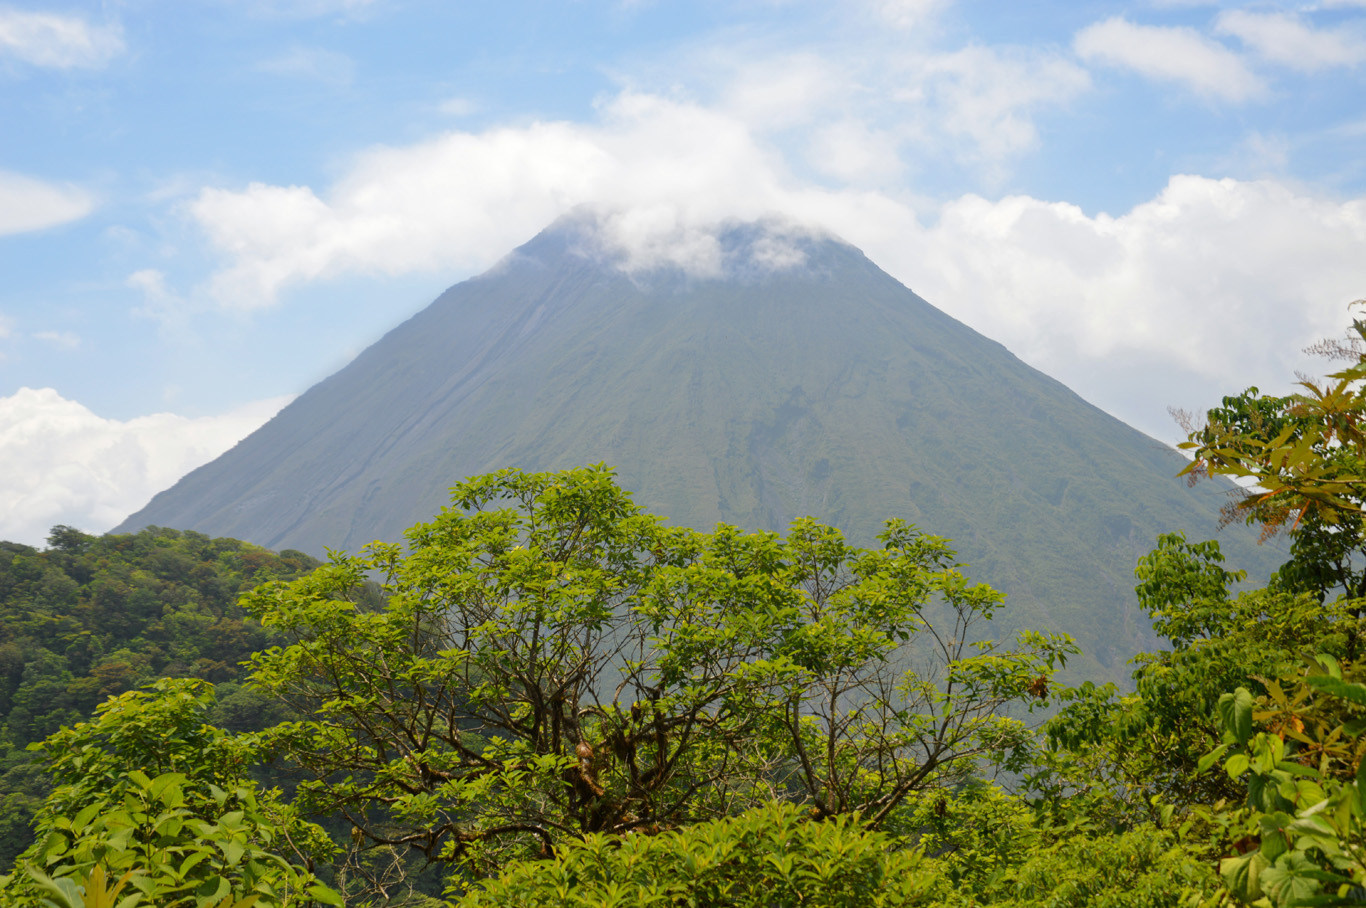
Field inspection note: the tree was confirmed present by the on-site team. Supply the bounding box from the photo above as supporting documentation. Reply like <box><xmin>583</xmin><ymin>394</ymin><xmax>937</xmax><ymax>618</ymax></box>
<box><xmin>0</xmin><ymin>678</ymin><xmax>337</xmax><ymax>907</ymax></box>
<box><xmin>1040</xmin><ymin>311</ymin><xmax>1366</xmax><ymax>818</ymax></box>
<box><xmin>1199</xmin><ymin>656</ymin><xmax>1366</xmax><ymax>907</ymax></box>
<box><xmin>1039</xmin><ymin>533</ymin><xmax>1348</xmax><ymax>824</ymax></box>
<box><xmin>1179</xmin><ymin>302</ymin><xmax>1366</xmax><ymax>606</ymax></box>
<box><xmin>243</xmin><ymin>466</ymin><xmax>1073</xmax><ymax>879</ymax></box>
<box><xmin>0</xmin><ymin>526</ymin><xmax>321</xmax><ymax>874</ymax></box>
<box><xmin>44</xmin><ymin>527</ymin><xmax>92</xmax><ymax>556</ymax></box>
<box><xmin>1066</xmin><ymin>304</ymin><xmax>1366</xmax><ymax>906</ymax></box>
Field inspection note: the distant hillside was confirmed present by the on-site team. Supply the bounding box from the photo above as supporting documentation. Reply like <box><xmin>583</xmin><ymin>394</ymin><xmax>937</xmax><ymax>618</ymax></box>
<box><xmin>116</xmin><ymin>213</ymin><xmax>1281</xmax><ymax>675</ymax></box>
<box><xmin>0</xmin><ymin>526</ymin><xmax>321</xmax><ymax>870</ymax></box>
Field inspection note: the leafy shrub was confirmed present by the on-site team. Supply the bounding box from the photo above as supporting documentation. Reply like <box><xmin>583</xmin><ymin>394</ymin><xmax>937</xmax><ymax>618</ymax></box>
<box><xmin>456</xmin><ymin>801</ymin><xmax>936</xmax><ymax>908</ymax></box>
<box><xmin>956</xmin><ymin>823</ymin><xmax>1216</xmax><ymax>908</ymax></box>
<box><xmin>0</xmin><ymin>678</ymin><xmax>338</xmax><ymax>908</ymax></box>
<box><xmin>1204</xmin><ymin>656</ymin><xmax>1366</xmax><ymax>907</ymax></box>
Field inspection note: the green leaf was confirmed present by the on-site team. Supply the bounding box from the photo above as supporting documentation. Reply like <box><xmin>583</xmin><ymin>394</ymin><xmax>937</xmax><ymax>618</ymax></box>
<box><xmin>71</xmin><ymin>802</ymin><xmax>102</xmax><ymax>832</ymax></box>
<box><xmin>1218</xmin><ymin>688</ymin><xmax>1255</xmax><ymax>744</ymax></box>
<box><xmin>195</xmin><ymin>875</ymin><xmax>230</xmax><ymax>907</ymax></box>
<box><xmin>149</xmin><ymin>772</ymin><xmax>186</xmax><ymax>805</ymax></box>
<box><xmin>1305</xmin><ymin>674</ymin><xmax>1366</xmax><ymax>707</ymax></box>
<box><xmin>1259</xmin><ymin>853</ymin><xmax>1325</xmax><ymax>906</ymax></box>
<box><xmin>1220</xmin><ymin>850</ymin><xmax>1269</xmax><ymax>902</ymax></box>
<box><xmin>307</xmin><ymin>883</ymin><xmax>344</xmax><ymax>906</ymax></box>
<box><xmin>180</xmin><ymin>851</ymin><xmax>210</xmax><ymax>878</ymax></box>
<box><xmin>1199</xmin><ymin>742</ymin><xmax>1232</xmax><ymax>774</ymax></box>
<box><xmin>1226</xmin><ymin>753</ymin><xmax>1251</xmax><ymax>779</ymax></box>
<box><xmin>25</xmin><ymin>867</ymin><xmax>83</xmax><ymax>908</ymax></box>
<box><xmin>221</xmin><ymin>838</ymin><xmax>246</xmax><ymax>867</ymax></box>
<box><xmin>38</xmin><ymin>832</ymin><xmax>69</xmax><ymax>864</ymax></box>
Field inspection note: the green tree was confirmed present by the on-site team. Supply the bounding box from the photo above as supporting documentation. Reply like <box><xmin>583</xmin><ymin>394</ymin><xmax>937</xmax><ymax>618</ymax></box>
<box><xmin>243</xmin><ymin>466</ymin><xmax>1073</xmax><ymax>880</ymax></box>
<box><xmin>1179</xmin><ymin>302</ymin><xmax>1366</xmax><ymax>606</ymax></box>
<box><xmin>1039</xmin><ymin>309</ymin><xmax>1366</xmax><ymax>827</ymax></box>
<box><xmin>1037</xmin><ymin>532</ymin><xmax>1338</xmax><ymax>823</ymax></box>
<box><xmin>1199</xmin><ymin>657</ymin><xmax>1366</xmax><ymax>907</ymax></box>
<box><xmin>0</xmin><ymin>526</ymin><xmax>322</xmax><ymax>873</ymax></box>
<box><xmin>0</xmin><ymin>678</ymin><xmax>337</xmax><ymax>907</ymax></box>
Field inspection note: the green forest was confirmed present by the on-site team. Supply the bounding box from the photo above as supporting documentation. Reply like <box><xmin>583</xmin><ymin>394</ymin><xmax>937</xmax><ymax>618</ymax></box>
<box><xmin>6</xmin><ymin>317</ymin><xmax>1366</xmax><ymax>908</ymax></box>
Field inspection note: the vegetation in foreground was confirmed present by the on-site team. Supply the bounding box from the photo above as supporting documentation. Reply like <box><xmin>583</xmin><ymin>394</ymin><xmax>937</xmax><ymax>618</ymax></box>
<box><xmin>3</xmin><ymin>310</ymin><xmax>1366</xmax><ymax>906</ymax></box>
<box><xmin>0</xmin><ymin>528</ymin><xmax>319</xmax><ymax>870</ymax></box>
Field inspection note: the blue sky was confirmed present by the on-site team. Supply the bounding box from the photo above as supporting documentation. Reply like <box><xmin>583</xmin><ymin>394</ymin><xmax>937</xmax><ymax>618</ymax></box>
<box><xmin>2</xmin><ymin>0</ymin><xmax>1365</xmax><ymax>545</ymax></box>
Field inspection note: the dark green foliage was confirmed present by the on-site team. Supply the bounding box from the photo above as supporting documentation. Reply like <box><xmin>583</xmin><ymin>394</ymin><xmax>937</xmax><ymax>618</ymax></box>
<box><xmin>1195</xmin><ymin>658</ymin><xmax>1366</xmax><ymax>906</ymax></box>
<box><xmin>457</xmin><ymin>786</ymin><xmax>1217</xmax><ymax>908</ymax></box>
<box><xmin>0</xmin><ymin>526</ymin><xmax>320</xmax><ymax>872</ymax></box>
<box><xmin>877</xmin><ymin>779</ymin><xmax>1218</xmax><ymax>907</ymax></box>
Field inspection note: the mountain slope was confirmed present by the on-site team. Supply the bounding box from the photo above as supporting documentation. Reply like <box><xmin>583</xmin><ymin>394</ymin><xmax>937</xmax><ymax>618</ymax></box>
<box><xmin>116</xmin><ymin>214</ymin><xmax>1277</xmax><ymax>672</ymax></box>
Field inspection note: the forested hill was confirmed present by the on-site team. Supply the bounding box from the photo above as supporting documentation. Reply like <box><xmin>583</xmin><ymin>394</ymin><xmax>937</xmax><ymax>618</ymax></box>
<box><xmin>0</xmin><ymin>526</ymin><xmax>319</xmax><ymax>869</ymax></box>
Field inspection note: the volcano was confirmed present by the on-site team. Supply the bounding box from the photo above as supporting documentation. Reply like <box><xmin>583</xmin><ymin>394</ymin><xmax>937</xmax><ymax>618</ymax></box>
<box><xmin>116</xmin><ymin>213</ymin><xmax>1275</xmax><ymax>673</ymax></box>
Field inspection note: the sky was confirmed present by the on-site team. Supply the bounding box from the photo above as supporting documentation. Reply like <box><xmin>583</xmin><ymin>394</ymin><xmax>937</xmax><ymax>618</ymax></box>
<box><xmin>2</xmin><ymin>0</ymin><xmax>1365</xmax><ymax>547</ymax></box>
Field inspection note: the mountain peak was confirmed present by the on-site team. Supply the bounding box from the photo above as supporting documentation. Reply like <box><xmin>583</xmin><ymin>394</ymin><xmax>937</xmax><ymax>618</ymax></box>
<box><xmin>500</xmin><ymin>207</ymin><xmax>855</xmax><ymax>285</ymax></box>
<box><xmin>115</xmin><ymin>214</ymin><xmax>1279</xmax><ymax>677</ymax></box>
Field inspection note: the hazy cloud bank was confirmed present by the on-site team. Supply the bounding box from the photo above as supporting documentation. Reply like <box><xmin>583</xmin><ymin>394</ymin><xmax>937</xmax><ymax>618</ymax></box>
<box><xmin>1215</xmin><ymin>10</ymin><xmax>1366</xmax><ymax>72</ymax></box>
<box><xmin>903</xmin><ymin>176</ymin><xmax>1366</xmax><ymax>435</ymax></box>
<box><xmin>1074</xmin><ymin>17</ymin><xmax>1264</xmax><ymax>103</ymax></box>
<box><xmin>0</xmin><ymin>388</ymin><xmax>290</xmax><ymax>547</ymax></box>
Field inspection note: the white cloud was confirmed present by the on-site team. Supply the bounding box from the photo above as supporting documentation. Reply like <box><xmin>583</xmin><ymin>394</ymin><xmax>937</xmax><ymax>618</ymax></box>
<box><xmin>1216</xmin><ymin>11</ymin><xmax>1366</xmax><ymax>71</ymax></box>
<box><xmin>34</xmin><ymin>330</ymin><xmax>79</xmax><ymax>350</ymax></box>
<box><xmin>187</xmin><ymin>77</ymin><xmax>1090</xmax><ymax>305</ymax></box>
<box><xmin>188</xmin><ymin>93</ymin><xmax>802</xmax><ymax>302</ymax></box>
<box><xmin>893</xmin><ymin>176</ymin><xmax>1366</xmax><ymax>439</ymax></box>
<box><xmin>0</xmin><ymin>170</ymin><xmax>94</xmax><ymax>236</ymax></box>
<box><xmin>0</xmin><ymin>388</ymin><xmax>292</xmax><ymax>547</ymax></box>
<box><xmin>905</xmin><ymin>45</ymin><xmax>1091</xmax><ymax>164</ymax></box>
<box><xmin>256</xmin><ymin>45</ymin><xmax>355</xmax><ymax>85</ymax></box>
<box><xmin>871</xmin><ymin>0</ymin><xmax>950</xmax><ymax>29</ymax></box>
<box><xmin>719</xmin><ymin>53</ymin><xmax>850</xmax><ymax>132</ymax></box>
<box><xmin>1075</xmin><ymin>17</ymin><xmax>1264</xmax><ymax>103</ymax></box>
<box><xmin>700</xmin><ymin>43</ymin><xmax>1086</xmax><ymax>168</ymax></box>
<box><xmin>437</xmin><ymin>96</ymin><xmax>478</xmax><ymax>117</ymax></box>
<box><xmin>175</xmin><ymin>83</ymin><xmax>1366</xmax><ymax>443</ymax></box>
<box><xmin>1214</xmin><ymin>130</ymin><xmax>1292</xmax><ymax>179</ymax></box>
<box><xmin>0</xmin><ymin>8</ymin><xmax>123</xmax><ymax>68</ymax></box>
<box><xmin>807</xmin><ymin>119</ymin><xmax>905</xmax><ymax>184</ymax></box>
<box><xmin>127</xmin><ymin>268</ymin><xmax>193</xmax><ymax>329</ymax></box>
